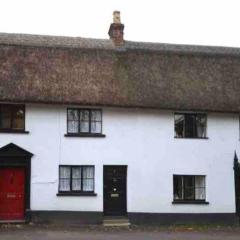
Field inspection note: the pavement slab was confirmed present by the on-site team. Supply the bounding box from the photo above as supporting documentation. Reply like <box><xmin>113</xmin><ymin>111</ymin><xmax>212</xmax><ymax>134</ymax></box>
<box><xmin>1</xmin><ymin>225</ymin><xmax>240</xmax><ymax>240</ymax></box>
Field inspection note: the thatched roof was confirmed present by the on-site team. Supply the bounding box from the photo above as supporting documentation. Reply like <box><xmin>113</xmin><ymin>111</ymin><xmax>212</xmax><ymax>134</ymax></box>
<box><xmin>1</xmin><ymin>32</ymin><xmax>240</xmax><ymax>112</ymax></box>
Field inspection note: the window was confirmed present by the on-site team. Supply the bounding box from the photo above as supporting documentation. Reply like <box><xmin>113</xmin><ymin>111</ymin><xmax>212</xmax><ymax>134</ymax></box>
<box><xmin>173</xmin><ymin>175</ymin><xmax>206</xmax><ymax>202</ymax></box>
<box><xmin>0</xmin><ymin>104</ymin><xmax>25</xmax><ymax>132</ymax></box>
<box><xmin>59</xmin><ymin>166</ymin><xmax>95</xmax><ymax>194</ymax></box>
<box><xmin>67</xmin><ymin>109</ymin><xmax>103</xmax><ymax>135</ymax></box>
<box><xmin>174</xmin><ymin>113</ymin><xmax>207</xmax><ymax>138</ymax></box>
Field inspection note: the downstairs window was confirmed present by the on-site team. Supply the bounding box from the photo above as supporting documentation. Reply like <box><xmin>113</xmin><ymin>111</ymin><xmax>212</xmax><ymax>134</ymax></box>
<box><xmin>58</xmin><ymin>166</ymin><xmax>95</xmax><ymax>194</ymax></box>
<box><xmin>173</xmin><ymin>175</ymin><xmax>206</xmax><ymax>203</ymax></box>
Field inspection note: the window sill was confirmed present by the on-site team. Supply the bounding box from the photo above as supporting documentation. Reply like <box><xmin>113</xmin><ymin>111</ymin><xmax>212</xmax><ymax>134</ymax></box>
<box><xmin>0</xmin><ymin>129</ymin><xmax>29</xmax><ymax>134</ymax></box>
<box><xmin>174</xmin><ymin>137</ymin><xmax>208</xmax><ymax>140</ymax></box>
<box><xmin>64</xmin><ymin>133</ymin><xmax>106</xmax><ymax>138</ymax></box>
<box><xmin>172</xmin><ymin>200</ymin><xmax>209</xmax><ymax>205</ymax></box>
<box><xmin>57</xmin><ymin>192</ymin><xmax>97</xmax><ymax>197</ymax></box>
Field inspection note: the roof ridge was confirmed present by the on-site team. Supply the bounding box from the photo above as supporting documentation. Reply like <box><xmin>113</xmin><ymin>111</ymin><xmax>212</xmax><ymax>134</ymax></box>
<box><xmin>0</xmin><ymin>32</ymin><xmax>240</xmax><ymax>56</ymax></box>
<box><xmin>0</xmin><ymin>32</ymin><xmax>115</xmax><ymax>50</ymax></box>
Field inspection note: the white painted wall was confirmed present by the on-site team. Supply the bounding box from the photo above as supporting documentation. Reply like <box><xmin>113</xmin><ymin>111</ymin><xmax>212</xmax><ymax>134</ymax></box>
<box><xmin>0</xmin><ymin>104</ymin><xmax>239</xmax><ymax>213</ymax></box>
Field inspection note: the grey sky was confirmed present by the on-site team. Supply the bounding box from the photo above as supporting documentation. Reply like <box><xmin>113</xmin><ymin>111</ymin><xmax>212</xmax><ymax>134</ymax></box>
<box><xmin>1</xmin><ymin>0</ymin><xmax>240</xmax><ymax>47</ymax></box>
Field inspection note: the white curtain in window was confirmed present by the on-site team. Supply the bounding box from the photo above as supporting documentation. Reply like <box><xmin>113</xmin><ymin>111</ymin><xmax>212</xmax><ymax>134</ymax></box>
<box><xmin>80</xmin><ymin>110</ymin><xmax>89</xmax><ymax>121</ymax></box>
<box><xmin>91</xmin><ymin>122</ymin><xmax>101</xmax><ymax>133</ymax></box>
<box><xmin>72</xmin><ymin>167</ymin><xmax>82</xmax><ymax>191</ymax></box>
<box><xmin>60</xmin><ymin>167</ymin><xmax>70</xmax><ymax>178</ymax></box>
<box><xmin>174</xmin><ymin>114</ymin><xmax>184</xmax><ymax>138</ymax></box>
<box><xmin>59</xmin><ymin>167</ymin><xmax>71</xmax><ymax>191</ymax></box>
<box><xmin>80</xmin><ymin>122</ymin><xmax>89</xmax><ymax>132</ymax></box>
<box><xmin>91</xmin><ymin>110</ymin><xmax>101</xmax><ymax>121</ymax></box>
<box><xmin>196</xmin><ymin>117</ymin><xmax>206</xmax><ymax>138</ymax></box>
<box><xmin>195</xmin><ymin>176</ymin><xmax>205</xmax><ymax>200</ymax></box>
<box><xmin>197</xmin><ymin>125</ymin><xmax>205</xmax><ymax>138</ymax></box>
<box><xmin>68</xmin><ymin>109</ymin><xmax>78</xmax><ymax>120</ymax></box>
<box><xmin>83</xmin><ymin>167</ymin><xmax>94</xmax><ymax>191</ymax></box>
<box><xmin>68</xmin><ymin>121</ymin><xmax>78</xmax><ymax>133</ymax></box>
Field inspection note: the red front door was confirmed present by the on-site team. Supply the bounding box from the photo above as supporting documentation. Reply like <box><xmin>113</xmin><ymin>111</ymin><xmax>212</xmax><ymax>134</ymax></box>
<box><xmin>0</xmin><ymin>167</ymin><xmax>25</xmax><ymax>220</ymax></box>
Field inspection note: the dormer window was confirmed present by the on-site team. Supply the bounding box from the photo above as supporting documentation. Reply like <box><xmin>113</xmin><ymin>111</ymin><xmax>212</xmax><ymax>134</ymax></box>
<box><xmin>65</xmin><ymin>108</ymin><xmax>105</xmax><ymax>137</ymax></box>
<box><xmin>174</xmin><ymin>113</ymin><xmax>207</xmax><ymax>139</ymax></box>
<box><xmin>0</xmin><ymin>104</ymin><xmax>27</xmax><ymax>133</ymax></box>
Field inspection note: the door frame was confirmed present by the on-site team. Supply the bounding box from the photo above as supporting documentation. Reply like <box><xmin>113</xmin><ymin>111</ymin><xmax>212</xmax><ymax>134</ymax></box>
<box><xmin>0</xmin><ymin>143</ymin><xmax>33</xmax><ymax>220</ymax></box>
<box><xmin>103</xmin><ymin>165</ymin><xmax>127</xmax><ymax>216</ymax></box>
<box><xmin>234</xmin><ymin>153</ymin><xmax>240</xmax><ymax>216</ymax></box>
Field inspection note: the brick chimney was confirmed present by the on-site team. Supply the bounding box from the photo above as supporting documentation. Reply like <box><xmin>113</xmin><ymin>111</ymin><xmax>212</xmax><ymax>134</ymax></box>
<box><xmin>108</xmin><ymin>11</ymin><xmax>124</xmax><ymax>46</ymax></box>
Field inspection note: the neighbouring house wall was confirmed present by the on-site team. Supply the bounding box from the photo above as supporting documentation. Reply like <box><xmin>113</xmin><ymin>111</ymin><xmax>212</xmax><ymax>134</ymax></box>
<box><xmin>0</xmin><ymin>104</ymin><xmax>239</xmax><ymax>215</ymax></box>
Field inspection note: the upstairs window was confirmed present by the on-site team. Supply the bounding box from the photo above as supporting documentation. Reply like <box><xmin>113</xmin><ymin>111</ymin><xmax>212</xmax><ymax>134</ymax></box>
<box><xmin>67</xmin><ymin>109</ymin><xmax>102</xmax><ymax>135</ymax></box>
<box><xmin>0</xmin><ymin>104</ymin><xmax>25</xmax><ymax>132</ymax></box>
<box><xmin>174</xmin><ymin>113</ymin><xmax>207</xmax><ymax>138</ymax></box>
<box><xmin>59</xmin><ymin>166</ymin><xmax>95</xmax><ymax>193</ymax></box>
<box><xmin>173</xmin><ymin>175</ymin><xmax>206</xmax><ymax>202</ymax></box>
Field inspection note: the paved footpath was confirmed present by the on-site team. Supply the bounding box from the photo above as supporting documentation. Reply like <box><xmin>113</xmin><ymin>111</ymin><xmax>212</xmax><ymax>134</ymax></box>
<box><xmin>1</xmin><ymin>225</ymin><xmax>240</xmax><ymax>240</ymax></box>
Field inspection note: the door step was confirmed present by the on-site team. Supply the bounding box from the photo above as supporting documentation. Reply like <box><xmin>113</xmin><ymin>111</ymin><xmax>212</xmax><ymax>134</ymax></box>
<box><xmin>0</xmin><ymin>220</ymin><xmax>26</xmax><ymax>224</ymax></box>
<box><xmin>103</xmin><ymin>216</ymin><xmax>130</xmax><ymax>227</ymax></box>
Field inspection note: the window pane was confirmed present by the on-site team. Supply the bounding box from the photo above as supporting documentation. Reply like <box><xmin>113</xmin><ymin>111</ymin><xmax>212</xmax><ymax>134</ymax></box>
<box><xmin>72</xmin><ymin>167</ymin><xmax>82</xmax><ymax>190</ymax></box>
<box><xmin>184</xmin><ymin>176</ymin><xmax>194</xmax><ymax>187</ymax></box>
<box><xmin>185</xmin><ymin>115</ymin><xmax>196</xmax><ymax>137</ymax></box>
<box><xmin>82</xmin><ymin>167</ymin><xmax>94</xmax><ymax>178</ymax></box>
<box><xmin>91</xmin><ymin>121</ymin><xmax>101</xmax><ymax>133</ymax></box>
<box><xmin>196</xmin><ymin>115</ymin><xmax>206</xmax><ymax>138</ymax></box>
<box><xmin>68</xmin><ymin>109</ymin><xmax>78</xmax><ymax>120</ymax></box>
<box><xmin>184</xmin><ymin>188</ymin><xmax>195</xmax><ymax>200</ymax></box>
<box><xmin>59</xmin><ymin>179</ymin><xmax>71</xmax><ymax>191</ymax></box>
<box><xmin>72</xmin><ymin>167</ymin><xmax>81</xmax><ymax>178</ymax></box>
<box><xmin>0</xmin><ymin>106</ymin><xmax>11</xmax><ymax>129</ymax></box>
<box><xmin>68</xmin><ymin>121</ymin><xmax>79</xmax><ymax>133</ymax></box>
<box><xmin>175</xmin><ymin>114</ymin><xmax>184</xmax><ymax>137</ymax></box>
<box><xmin>184</xmin><ymin>176</ymin><xmax>195</xmax><ymax>200</ymax></box>
<box><xmin>91</xmin><ymin>110</ymin><xmax>101</xmax><ymax>121</ymax></box>
<box><xmin>80</xmin><ymin>110</ymin><xmax>89</xmax><ymax>121</ymax></box>
<box><xmin>59</xmin><ymin>167</ymin><xmax>71</xmax><ymax>191</ymax></box>
<box><xmin>173</xmin><ymin>176</ymin><xmax>183</xmax><ymax>200</ymax></box>
<box><xmin>83</xmin><ymin>179</ymin><xmax>94</xmax><ymax>191</ymax></box>
<box><xmin>12</xmin><ymin>107</ymin><xmax>24</xmax><ymax>129</ymax></box>
<box><xmin>72</xmin><ymin>179</ymin><xmax>81</xmax><ymax>191</ymax></box>
<box><xmin>80</xmin><ymin>110</ymin><xmax>90</xmax><ymax>133</ymax></box>
<box><xmin>60</xmin><ymin>167</ymin><xmax>71</xmax><ymax>178</ymax></box>
<box><xmin>82</xmin><ymin>167</ymin><xmax>94</xmax><ymax>192</ymax></box>
<box><xmin>195</xmin><ymin>188</ymin><xmax>205</xmax><ymax>200</ymax></box>
<box><xmin>80</xmin><ymin>121</ymin><xmax>89</xmax><ymax>133</ymax></box>
<box><xmin>195</xmin><ymin>176</ymin><xmax>205</xmax><ymax>188</ymax></box>
<box><xmin>195</xmin><ymin>176</ymin><xmax>206</xmax><ymax>200</ymax></box>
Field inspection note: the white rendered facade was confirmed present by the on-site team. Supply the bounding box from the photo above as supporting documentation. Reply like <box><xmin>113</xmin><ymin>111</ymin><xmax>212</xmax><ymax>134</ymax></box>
<box><xmin>0</xmin><ymin>104</ymin><xmax>238</xmax><ymax>216</ymax></box>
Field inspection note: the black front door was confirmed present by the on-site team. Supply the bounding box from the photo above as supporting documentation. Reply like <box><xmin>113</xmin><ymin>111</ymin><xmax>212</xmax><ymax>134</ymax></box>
<box><xmin>234</xmin><ymin>154</ymin><xmax>240</xmax><ymax>216</ymax></box>
<box><xmin>104</xmin><ymin>166</ymin><xmax>127</xmax><ymax>216</ymax></box>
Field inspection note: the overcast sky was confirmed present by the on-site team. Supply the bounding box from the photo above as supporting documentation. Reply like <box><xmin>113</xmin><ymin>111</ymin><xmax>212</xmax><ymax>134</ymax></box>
<box><xmin>1</xmin><ymin>0</ymin><xmax>240</xmax><ymax>47</ymax></box>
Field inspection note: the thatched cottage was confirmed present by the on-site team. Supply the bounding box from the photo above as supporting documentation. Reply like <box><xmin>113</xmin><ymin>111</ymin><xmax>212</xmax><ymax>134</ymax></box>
<box><xmin>0</xmin><ymin>11</ymin><xmax>240</xmax><ymax>225</ymax></box>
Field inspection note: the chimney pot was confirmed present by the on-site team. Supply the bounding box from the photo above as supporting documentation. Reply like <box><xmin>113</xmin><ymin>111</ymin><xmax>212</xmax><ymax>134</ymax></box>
<box><xmin>108</xmin><ymin>11</ymin><xmax>124</xmax><ymax>46</ymax></box>
<box><xmin>113</xmin><ymin>11</ymin><xmax>121</xmax><ymax>24</ymax></box>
